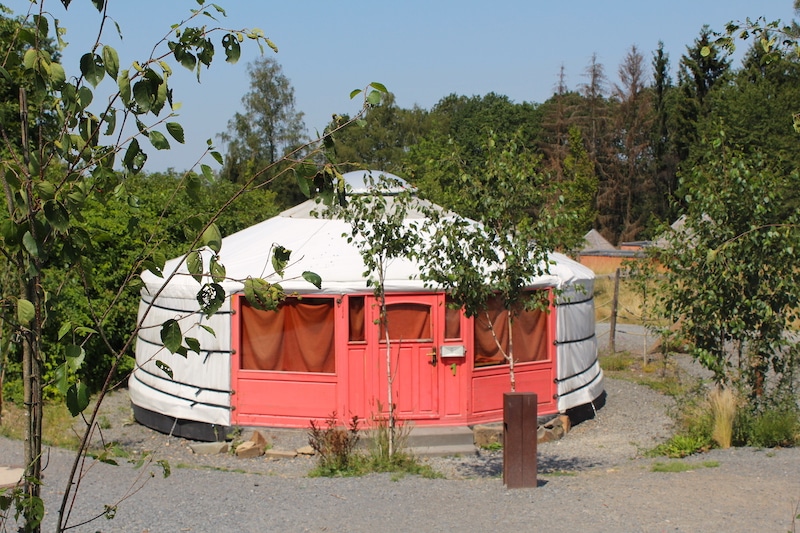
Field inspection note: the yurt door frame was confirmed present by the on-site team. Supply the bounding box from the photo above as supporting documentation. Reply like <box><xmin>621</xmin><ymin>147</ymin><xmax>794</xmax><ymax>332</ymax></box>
<box><xmin>369</xmin><ymin>293</ymin><xmax>444</xmax><ymax>421</ymax></box>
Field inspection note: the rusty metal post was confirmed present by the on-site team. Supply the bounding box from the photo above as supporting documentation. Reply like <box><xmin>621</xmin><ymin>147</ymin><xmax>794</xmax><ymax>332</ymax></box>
<box><xmin>503</xmin><ymin>392</ymin><xmax>538</xmax><ymax>488</ymax></box>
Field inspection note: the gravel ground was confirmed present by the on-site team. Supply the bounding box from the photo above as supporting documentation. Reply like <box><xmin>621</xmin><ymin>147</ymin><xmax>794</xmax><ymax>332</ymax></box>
<box><xmin>2</xmin><ymin>326</ymin><xmax>799</xmax><ymax>532</ymax></box>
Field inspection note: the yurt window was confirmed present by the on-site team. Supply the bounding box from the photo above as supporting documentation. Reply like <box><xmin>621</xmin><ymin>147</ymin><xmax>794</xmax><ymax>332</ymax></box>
<box><xmin>379</xmin><ymin>302</ymin><xmax>432</xmax><ymax>341</ymax></box>
<box><xmin>348</xmin><ymin>296</ymin><xmax>366</xmax><ymax>343</ymax></box>
<box><xmin>240</xmin><ymin>297</ymin><xmax>336</xmax><ymax>373</ymax></box>
<box><xmin>473</xmin><ymin>293</ymin><xmax>549</xmax><ymax>367</ymax></box>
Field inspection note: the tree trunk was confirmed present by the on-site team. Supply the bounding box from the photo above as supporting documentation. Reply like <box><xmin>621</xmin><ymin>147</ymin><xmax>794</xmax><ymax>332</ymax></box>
<box><xmin>507</xmin><ymin>313</ymin><xmax>516</xmax><ymax>392</ymax></box>
<box><xmin>22</xmin><ymin>276</ymin><xmax>43</xmax><ymax>533</ymax></box>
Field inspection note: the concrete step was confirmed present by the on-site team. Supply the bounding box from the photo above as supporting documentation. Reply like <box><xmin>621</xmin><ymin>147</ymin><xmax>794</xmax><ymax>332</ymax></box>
<box><xmin>358</xmin><ymin>425</ymin><xmax>477</xmax><ymax>457</ymax></box>
<box><xmin>406</xmin><ymin>426</ymin><xmax>475</xmax><ymax>448</ymax></box>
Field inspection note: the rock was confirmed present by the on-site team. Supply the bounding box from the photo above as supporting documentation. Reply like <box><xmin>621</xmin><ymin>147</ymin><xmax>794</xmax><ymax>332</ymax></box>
<box><xmin>235</xmin><ymin>440</ymin><xmax>265</xmax><ymax>458</ymax></box>
<box><xmin>559</xmin><ymin>414</ymin><xmax>572</xmax><ymax>434</ymax></box>
<box><xmin>295</xmin><ymin>445</ymin><xmax>315</xmax><ymax>456</ymax></box>
<box><xmin>265</xmin><ymin>449</ymin><xmax>298</xmax><ymax>459</ymax></box>
<box><xmin>247</xmin><ymin>430</ymin><xmax>268</xmax><ymax>447</ymax></box>
<box><xmin>473</xmin><ymin>424</ymin><xmax>503</xmax><ymax>448</ymax></box>
<box><xmin>189</xmin><ymin>442</ymin><xmax>229</xmax><ymax>455</ymax></box>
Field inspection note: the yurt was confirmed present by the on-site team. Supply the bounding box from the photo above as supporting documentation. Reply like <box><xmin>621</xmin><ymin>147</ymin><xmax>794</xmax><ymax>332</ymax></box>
<box><xmin>129</xmin><ymin>171</ymin><xmax>604</xmax><ymax>440</ymax></box>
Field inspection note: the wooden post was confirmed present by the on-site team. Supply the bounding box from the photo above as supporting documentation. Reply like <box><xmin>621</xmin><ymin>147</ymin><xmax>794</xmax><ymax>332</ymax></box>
<box><xmin>608</xmin><ymin>268</ymin><xmax>620</xmax><ymax>353</ymax></box>
<box><xmin>503</xmin><ymin>392</ymin><xmax>538</xmax><ymax>488</ymax></box>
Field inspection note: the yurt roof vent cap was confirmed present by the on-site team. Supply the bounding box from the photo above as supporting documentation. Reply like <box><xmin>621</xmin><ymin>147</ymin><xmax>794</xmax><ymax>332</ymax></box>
<box><xmin>342</xmin><ymin>170</ymin><xmax>415</xmax><ymax>196</ymax></box>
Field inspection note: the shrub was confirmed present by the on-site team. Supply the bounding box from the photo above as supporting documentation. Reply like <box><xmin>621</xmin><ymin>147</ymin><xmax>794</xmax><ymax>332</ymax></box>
<box><xmin>307</xmin><ymin>413</ymin><xmax>361</xmax><ymax>477</ymax></box>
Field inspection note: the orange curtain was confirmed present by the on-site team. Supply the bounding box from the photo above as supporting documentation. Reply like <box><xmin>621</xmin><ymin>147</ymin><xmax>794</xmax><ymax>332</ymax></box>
<box><xmin>348</xmin><ymin>296</ymin><xmax>365</xmax><ymax>342</ymax></box>
<box><xmin>241</xmin><ymin>298</ymin><xmax>335</xmax><ymax>372</ymax></box>
<box><xmin>473</xmin><ymin>295</ymin><xmax>548</xmax><ymax>367</ymax></box>
<box><xmin>445</xmin><ymin>297</ymin><xmax>461</xmax><ymax>339</ymax></box>
<box><xmin>380</xmin><ymin>303</ymin><xmax>431</xmax><ymax>341</ymax></box>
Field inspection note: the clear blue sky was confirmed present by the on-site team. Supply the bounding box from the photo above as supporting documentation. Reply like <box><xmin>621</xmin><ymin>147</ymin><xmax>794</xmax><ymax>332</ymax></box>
<box><xmin>5</xmin><ymin>0</ymin><xmax>797</xmax><ymax>171</ymax></box>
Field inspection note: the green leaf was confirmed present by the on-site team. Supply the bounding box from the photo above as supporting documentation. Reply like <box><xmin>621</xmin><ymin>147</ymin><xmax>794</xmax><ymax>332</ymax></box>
<box><xmin>302</xmin><ymin>271</ymin><xmax>322</xmax><ymax>289</ymax></box>
<box><xmin>369</xmin><ymin>81</ymin><xmax>388</xmax><ymax>93</ymax></box>
<box><xmin>349</xmin><ymin>89</ymin><xmax>363</xmax><ymax>99</ymax></box>
<box><xmin>186</xmin><ymin>172</ymin><xmax>201</xmax><ymax>202</ymax></box>
<box><xmin>102</xmin><ymin>45</ymin><xmax>119</xmax><ymax>78</ymax></box>
<box><xmin>66</xmin><ymin>382</ymin><xmax>90</xmax><ymax>416</ymax></box>
<box><xmin>79</xmin><ymin>53</ymin><xmax>105</xmax><ymax>87</ymax></box>
<box><xmin>123</xmin><ymin>138</ymin><xmax>146</xmax><ymax>174</ymax></box>
<box><xmin>210</xmin><ymin>256</ymin><xmax>226</xmax><ymax>283</ymax></box>
<box><xmin>202</xmin><ymin>223</ymin><xmax>222</xmax><ymax>253</ymax></box>
<box><xmin>90</xmin><ymin>0</ymin><xmax>105</xmax><ymax>12</ymax></box>
<box><xmin>74</xmin><ymin>326</ymin><xmax>98</xmax><ymax>336</ymax></box>
<box><xmin>35</xmin><ymin>180</ymin><xmax>56</xmax><ymax>201</ymax></box>
<box><xmin>17</xmin><ymin>298</ymin><xmax>35</xmax><ymax>325</ymax></box>
<box><xmin>148</xmin><ymin>130</ymin><xmax>170</xmax><ymax>150</ymax></box>
<box><xmin>160</xmin><ymin>319</ymin><xmax>182</xmax><ymax>353</ymax></box>
<box><xmin>0</xmin><ymin>66</ymin><xmax>11</xmax><ymax>82</ymax></box>
<box><xmin>55</xmin><ymin>363</ymin><xmax>68</xmax><ymax>395</ymax></box>
<box><xmin>367</xmin><ymin>90</ymin><xmax>382</xmax><ymax>106</ymax></box>
<box><xmin>186</xmin><ymin>250</ymin><xmax>203</xmax><ymax>283</ymax></box>
<box><xmin>295</xmin><ymin>172</ymin><xmax>311</xmax><ymax>198</ymax></box>
<box><xmin>44</xmin><ymin>201</ymin><xmax>69</xmax><ymax>232</ymax></box>
<box><xmin>22</xmin><ymin>231</ymin><xmax>40</xmax><ymax>258</ymax></box>
<box><xmin>58</xmin><ymin>321</ymin><xmax>72</xmax><ymax>341</ymax></box>
<box><xmin>49</xmin><ymin>62</ymin><xmax>66</xmax><ymax>88</ymax></box>
<box><xmin>133</xmin><ymin>79</ymin><xmax>154</xmax><ymax>113</ymax></box>
<box><xmin>166</xmin><ymin>122</ymin><xmax>185</xmax><ymax>143</ymax></box>
<box><xmin>199</xmin><ymin>324</ymin><xmax>216</xmax><ymax>337</ymax></box>
<box><xmin>155</xmin><ymin>360</ymin><xmax>173</xmax><ymax>379</ymax></box>
<box><xmin>197</xmin><ymin>283</ymin><xmax>225</xmax><ymax>317</ymax></box>
<box><xmin>700</xmin><ymin>46</ymin><xmax>711</xmax><ymax>57</ymax></box>
<box><xmin>271</xmin><ymin>245</ymin><xmax>291</xmax><ymax>276</ymax></box>
<box><xmin>200</xmin><ymin>164</ymin><xmax>214</xmax><ymax>182</ymax></box>
<box><xmin>222</xmin><ymin>33</ymin><xmax>241</xmax><ymax>63</ymax></box>
<box><xmin>185</xmin><ymin>336</ymin><xmax>201</xmax><ymax>355</ymax></box>
<box><xmin>65</xmin><ymin>344</ymin><xmax>85</xmax><ymax>371</ymax></box>
<box><xmin>118</xmin><ymin>70</ymin><xmax>131</xmax><ymax>105</ymax></box>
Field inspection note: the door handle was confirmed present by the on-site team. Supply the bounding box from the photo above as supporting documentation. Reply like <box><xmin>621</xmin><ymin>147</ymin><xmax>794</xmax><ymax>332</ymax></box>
<box><xmin>427</xmin><ymin>347</ymin><xmax>437</xmax><ymax>366</ymax></box>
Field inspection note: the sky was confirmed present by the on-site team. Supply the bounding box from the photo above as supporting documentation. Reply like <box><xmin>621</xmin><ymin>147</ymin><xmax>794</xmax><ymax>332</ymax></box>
<box><xmin>5</xmin><ymin>0</ymin><xmax>798</xmax><ymax>172</ymax></box>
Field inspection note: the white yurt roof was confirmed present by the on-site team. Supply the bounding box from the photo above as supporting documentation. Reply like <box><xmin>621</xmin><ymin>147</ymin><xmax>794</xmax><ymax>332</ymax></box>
<box><xmin>141</xmin><ymin>171</ymin><xmax>594</xmax><ymax>300</ymax></box>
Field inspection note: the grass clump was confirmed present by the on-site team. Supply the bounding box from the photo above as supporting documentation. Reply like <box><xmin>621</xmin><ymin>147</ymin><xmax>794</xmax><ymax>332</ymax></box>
<box><xmin>600</xmin><ymin>352</ymin><xmax>635</xmax><ymax>372</ymax></box>
<box><xmin>709</xmin><ymin>386</ymin><xmax>737</xmax><ymax>448</ymax></box>
<box><xmin>480</xmin><ymin>441</ymin><xmax>503</xmax><ymax>451</ymax></box>
<box><xmin>650</xmin><ymin>460</ymin><xmax>719</xmax><ymax>473</ymax></box>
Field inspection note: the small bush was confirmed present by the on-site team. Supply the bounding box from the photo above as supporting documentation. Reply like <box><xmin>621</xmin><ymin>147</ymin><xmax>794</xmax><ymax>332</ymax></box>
<box><xmin>307</xmin><ymin>413</ymin><xmax>361</xmax><ymax>477</ymax></box>
<box><xmin>649</xmin><ymin>433</ymin><xmax>712</xmax><ymax>458</ymax></box>
<box><xmin>735</xmin><ymin>406</ymin><xmax>800</xmax><ymax>448</ymax></box>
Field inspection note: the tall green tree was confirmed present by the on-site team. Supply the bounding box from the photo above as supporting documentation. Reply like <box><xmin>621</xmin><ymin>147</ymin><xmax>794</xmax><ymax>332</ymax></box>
<box><xmin>673</xmin><ymin>26</ymin><xmax>731</xmax><ymax>163</ymax></box>
<box><xmin>325</xmin><ymin>92</ymin><xmax>429</xmax><ymax>174</ymax></box>
<box><xmin>651</xmin><ymin>41</ymin><xmax>680</xmax><ymax>223</ymax></box>
<box><xmin>424</xmin><ymin>92</ymin><xmax>541</xmax><ymax>171</ymax></box>
<box><xmin>655</xmin><ymin>135</ymin><xmax>800</xmax><ymax>403</ymax></box>
<box><xmin>219</xmin><ymin>55</ymin><xmax>307</xmax><ymax>208</ymax></box>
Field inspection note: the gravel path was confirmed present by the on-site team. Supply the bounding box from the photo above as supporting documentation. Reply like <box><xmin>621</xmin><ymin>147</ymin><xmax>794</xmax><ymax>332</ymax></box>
<box><xmin>1</xmin><ymin>327</ymin><xmax>799</xmax><ymax>532</ymax></box>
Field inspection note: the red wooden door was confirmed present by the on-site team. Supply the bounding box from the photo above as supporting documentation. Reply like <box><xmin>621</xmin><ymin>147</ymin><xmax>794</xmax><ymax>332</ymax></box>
<box><xmin>373</xmin><ymin>295</ymin><xmax>440</xmax><ymax>421</ymax></box>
